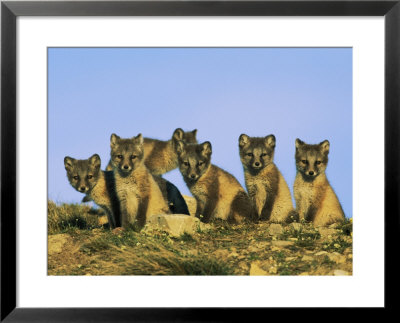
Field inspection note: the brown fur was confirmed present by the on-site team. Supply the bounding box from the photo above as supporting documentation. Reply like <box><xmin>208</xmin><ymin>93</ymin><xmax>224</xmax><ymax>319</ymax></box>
<box><xmin>64</xmin><ymin>154</ymin><xmax>120</xmax><ymax>228</ymax></box>
<box><xmin>239</xmin><ymin>134</ymin><xmax>296</xmax><ymax>223</ymax></box>
<box><xmin>294</xmin><ymin>139</ymin><xmax>345</xmax><ymax>226</ymax></box>
<box><xmin>87</xmin><ymin>171</ymin><xmax>121</xmax><ymax>228</ymax></box>
<box><xmin>177</xmin><ymin>141</ymin><xmax>255</xmax><ymax>223</ymax></box>
<box><xmin>106</xmin><ymin>128</ymin><xmax>197</xmax><ymax>175</ymax></box>
<box><xmin>109</xmin><ymin>133</ymin><xmax>170</xmax><ymax>228</ymax></box>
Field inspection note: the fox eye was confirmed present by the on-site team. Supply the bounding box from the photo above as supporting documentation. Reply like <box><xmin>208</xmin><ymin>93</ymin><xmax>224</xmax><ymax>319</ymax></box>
<box><xmin>130</xmin><ymin>155</ymin><xmax>136</xmax><ymax>160</ymax></box>
<box><xmin>87</xmin><ymin>175</ymin><xmax>93</xmax><ymax>179</ymax></box>
<box><xmin>301</xmin><ymin>160</ymin><xmax>308</xmax><ymax>165</ymax></box>
<box><xmin>261</xmin><ymin>153</ymin><xmax>267</xmax><ymax>157</ymax></box>
<box><xmin>247</xmin><ymin>153</ymin><xmax>253</xmax><ymax>157</ymax></box>
<box><xmin>315</xmin><ymin>161</ymin><xmax>322</xmax><ymax>165</ymax></box>
<box><xmin>198</xmin><ymin>161</ymin><xmax>203</xmax><ymax>167</ymax></box>
<box><xmin>183</xmin><ymin>162</ymin><xmax>189</xmax><ymax>166</ymax></box>
<box><xmin>73</xmin><ymin>175</ymin><xmax>79</xmax><ymax>180</ymax></box>
<box><xmin>117</xmin><ymin>155</ymin><xmax>123</xmax><ymax>159</ymax></box>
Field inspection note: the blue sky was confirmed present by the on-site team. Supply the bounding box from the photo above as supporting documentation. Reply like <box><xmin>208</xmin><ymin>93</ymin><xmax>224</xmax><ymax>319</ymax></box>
<box><xmin>48</xmin><ymin>47</ymin><xmax>352</xmax><ymax>218</ymax></box>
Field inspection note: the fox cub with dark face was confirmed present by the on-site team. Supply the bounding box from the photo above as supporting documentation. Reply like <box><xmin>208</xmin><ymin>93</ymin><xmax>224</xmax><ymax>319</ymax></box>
<box><xmin>294</xmin><ymin>139</ymin><xmax>345</xmax><ymax>226</ymax></box>
<box><xmin>239</xmin><ymin>134</ymin><xmax>297</xmax><ymax>223</ymax></box>
<box><xmin>109</xmin><ymin>133</ymin><xmax>170</xmax><ymax>228</ymax></box>
<box><xmin>176</xmin><ymin>141</ymin><xmax>255</xmax><ymax>223</ymax></box>
<box><xmin>64</xmin><ymin>154</ymin><xmax>120</xmax><ymax>228</ymax></box>
<box><xmin>106</xmin><ymin>128</ymin><xmax>198</xmax><ymax>175</ymax></box>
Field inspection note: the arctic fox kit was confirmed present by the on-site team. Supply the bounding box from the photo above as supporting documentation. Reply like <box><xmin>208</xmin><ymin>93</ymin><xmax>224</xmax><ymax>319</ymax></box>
<box><xmin>64</xmin><ymin>154</ymin><xmax>189</xmax><ymax>228</ymax></box>
<box><xmin>294</xmin><ymin>139</ymin><xmax>345</xmax><ymax>226</ymax></box>
<box><xmin>109</xmin><ymin>133</ymin><xmax>170</xmax><ymax>228</ymax></box>
<box><xmin>64</xmin><ymin>154</ymin><xmax>120</xmax><ymax>228</ymax></box>
<box><xmin>239</xmin><ymin>134</ymin><xmax>297</xmax><ymax>223</ymax></box>
<box><xmin>106</xmin><ymin>128</ymin><xmax>198</xmax><ymax>175</ymax></box>
<box><xmin>176</xmin><ymin>141</ymin><xmax>255</xmax><ymax>223</ymax></box>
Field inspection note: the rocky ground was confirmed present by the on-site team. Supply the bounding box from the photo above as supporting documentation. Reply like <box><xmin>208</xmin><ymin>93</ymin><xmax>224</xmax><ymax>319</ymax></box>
<box><xmin>48</xmin><ymin>197</ymin><xmax>352</xmax><ymax>276</ymax></box>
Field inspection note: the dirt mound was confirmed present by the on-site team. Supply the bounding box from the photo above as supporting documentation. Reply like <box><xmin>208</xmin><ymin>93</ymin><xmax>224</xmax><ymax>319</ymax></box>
<box><xmin>48</xmin><ymin>201</ymin><xmax>353</xmax><ymax>276</ymax></box>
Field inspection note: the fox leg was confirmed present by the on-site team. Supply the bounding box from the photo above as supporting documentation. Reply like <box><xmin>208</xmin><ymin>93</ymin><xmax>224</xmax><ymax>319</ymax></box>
<box><xmin>104</xmin><ymin>208</ymin><xmax>116</xmax><ymax>229</ymax></box>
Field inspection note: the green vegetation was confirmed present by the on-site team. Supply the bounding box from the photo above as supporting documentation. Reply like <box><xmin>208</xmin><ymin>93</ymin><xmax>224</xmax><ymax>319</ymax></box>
<box><xmin>48</xmin><ymin>201</ymin><xmax>352</xmax><ymax>276</ymax></box>
<box><xmin>179</xmin><ymin>257</ymin><xmax>234</xmax><ymax>275</ymax></box>
<box><xmin>48</xmin><ymin>200</ymin><xmax>103</xmax><ymax>234</ymax></box>
<box><xmin>322</xmin><ymin>236</ymin><xmax>352</xmax><ymax>254</ymax></box>
<box><xmin>336</xmin><ymin>218</ymin><xmax>353</xmax><ymax>236</ymax></box>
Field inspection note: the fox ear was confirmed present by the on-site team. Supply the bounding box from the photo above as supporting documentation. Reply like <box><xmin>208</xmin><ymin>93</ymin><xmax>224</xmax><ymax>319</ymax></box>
<box><xmin>64</xmin><ymin>156</ymin><xmax>75</xmax><ymax>171</ymax></box>
<box><xmin>110</xmin><ymin>134</ymin><xmax>119</xmax><ymax>147</ymax></box>
<box><xmin>201</xmin><ymin>141</ymin><xmax>212</xmax><ymax>156</ymax></box>
<box><xmin>192</xmin><ymin>129</ymin><xmax>197</xmax><ymax>137</ymax></box>
<box><xmin>175</xmin><ymin>140</ymin><xmax>185</xmax><ymax>155</ymax></box>
<box><xmin>173</xmin><ymin>128</ymin><xmax>184</xmax><ymax>141</ymax></box>
<box><xmin>265</xmin><ymin>135</ymin><xmax>276</xmax><ymax>149</ymax></box>
<box><xmin>320</xmin><ymin>140</ymin><xmax>330</xmax><ymax>154</ymax></box>
<box><xmin>295</xmin><ymin>138</ymin><xmax>304</xmax><ymax>149</ymax></box>
<box><xmin>89</xmin><ymin>154</ymin><xmax>101</xmax><ymax>169</ymax></box>
<box><xmin>239</xmin><ymin>134</ymin><xmax>250</xmax><ymax>147</ymax></box>
<box><xmin>133</xmin><ymin>133</ymin><xmax>143</xmax><ymax>145</ymax></box>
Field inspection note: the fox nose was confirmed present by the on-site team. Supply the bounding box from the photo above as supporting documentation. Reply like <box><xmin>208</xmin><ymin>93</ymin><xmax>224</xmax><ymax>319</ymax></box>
<box><xmin>308</xmin><ymin>171</ymin><xmax>314</xmax><ymax>176</ymax></box>
<box><xmin>255</xmin><ymin>162</ymin><xmax>260</xmax><ymax>167</ymax></box>
<box><xmin>123</xmin><ymin>165</ymin><xmax>129</xmax><ymax>170</ymax></box>
<box><xmin>190</xmin><ymin>174</ymin><xmax>196</xmax><ymax>179</ymax></box>
<box><xmin>79</xmin><ymin>186</ymin><xmax>86</xmax><ymax>192</ymax></box>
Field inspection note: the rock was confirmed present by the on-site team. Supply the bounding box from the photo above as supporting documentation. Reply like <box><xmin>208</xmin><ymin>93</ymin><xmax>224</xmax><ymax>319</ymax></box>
<box><xmin>247</xmin><ymin>245</ymin><xmax>261</xmax><ymax>253</ymax></box>
<box><xmin>333</xmin><ymin>269</ymin><xmax>350</xmax><ymax>276</ymax></box>
<box><xmin>145</xmin><ymin>214</ymin><xmax>201</xmax><ymax>237</ymax></box>
<box><xmin>249</xmin><ymin>262</ymin><xmax>268</xmax><ymax>276</ymax></box>
<box><xmin>182</xmin><ymin>195</ymin><xmax>197</xmax><ymax>217</ymax></box>
<box><xmin>285</xmin><ymin>257</ymin><xmax>296</xmax><ymax>261</ymax></box>
<box><xmin>213</xmin><ymin>249</ymin><xmax>230</xmax><ymax>259</ymax></box>
<box><xmin>271</xmin><ymin>240</ymin><xmax>294</xmax><ymax>247</ymax></box>
<box><xmin>268</xmin><ymin>223</ymin><xmax>283</xmax><ymax>236</ymax></box>
<box><xmin>257</xmin><ymin>241</ymin><xmax>271</xmax><ymax>249</ymax></box>
<box><xmin>228</xmin><ymin>252</ymin><xmax>239</xmax><ymax>259</ymax></box>
<box><xmin>48</xmin><ymin>234</ymin><xmax>69</xmax><ymax>255</ymax></box>
<box><xmin>327</xmin><ymin>252</ymin><xmax>346</xmax><ymax>264</ymax></box>
<box><xmin>315</xmin><ymin>251</ymin><xmax>329</xmax><ymax>260</ymax></box>
<box><xmin>318</xmin><ymin>227</ymin><xmax>338</xmax><ymax>239</ymax></box>
<box><xmin>301</xmin><ymin>255</ymin><xmax>314</xmax><ymax>261</ymax></box>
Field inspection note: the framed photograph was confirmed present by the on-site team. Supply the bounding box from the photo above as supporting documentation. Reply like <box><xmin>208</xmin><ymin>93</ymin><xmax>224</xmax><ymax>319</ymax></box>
<box><xmin>1</xmin><ymin>0</ymin><xmax>398</xmax><ymax>321</ymax></box>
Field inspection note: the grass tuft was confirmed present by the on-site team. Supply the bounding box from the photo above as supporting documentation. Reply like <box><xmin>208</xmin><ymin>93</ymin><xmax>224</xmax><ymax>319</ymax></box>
<box><xmin>179</xmin><ymin>257</ymin><xmax>234</xmax><ymax>275</ymax></box>
<box><xmin>48</xmin><ymin>200</ymin><xmax>102</xmax><ymax>234</ymax></box>
<box><xmin>48</xmin><ymin>200</ymin><xmax>352</xmax><ymax>276</ymax></box>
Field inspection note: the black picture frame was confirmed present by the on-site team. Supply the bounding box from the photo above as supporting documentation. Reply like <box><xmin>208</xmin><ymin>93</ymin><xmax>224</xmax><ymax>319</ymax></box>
<box><xmin>1</xmin><ymin>0</ymin><xmax>399</xmax><ymax>321</ymax></box>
